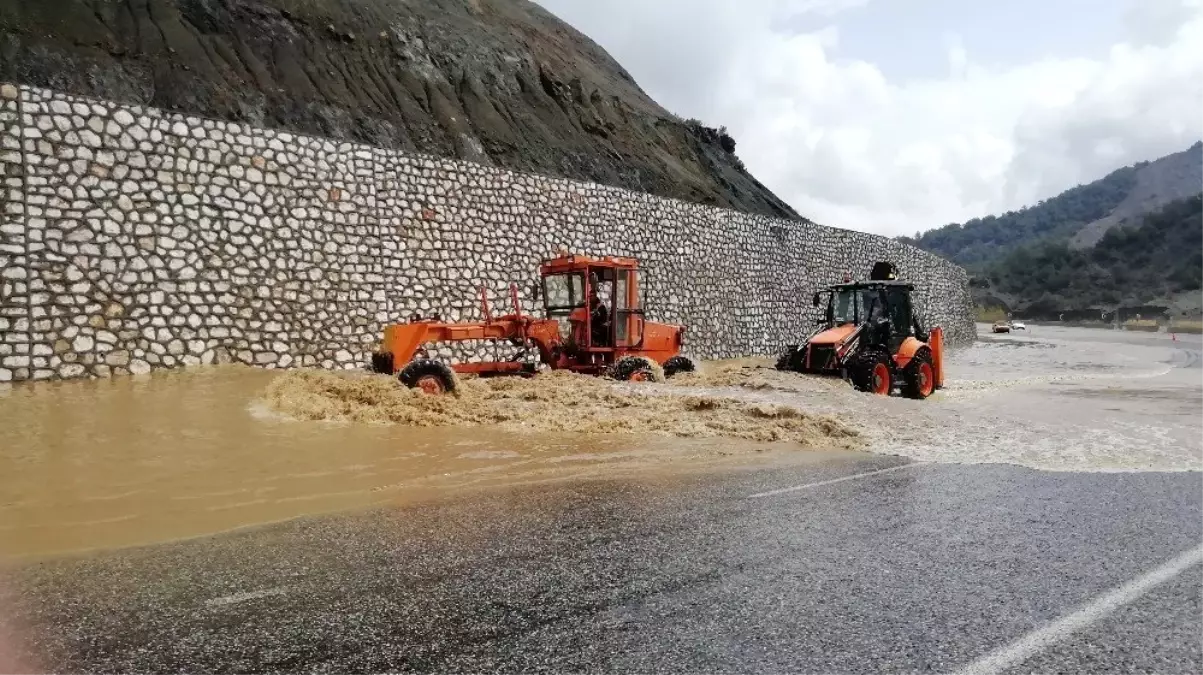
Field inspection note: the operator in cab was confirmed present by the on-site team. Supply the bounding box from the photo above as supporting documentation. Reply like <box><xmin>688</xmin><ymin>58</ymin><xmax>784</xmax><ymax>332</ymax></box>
<box><xmin>587</xmin><ymin>273</ymin><xmax>611</xmax><ymax>346</ymax></box>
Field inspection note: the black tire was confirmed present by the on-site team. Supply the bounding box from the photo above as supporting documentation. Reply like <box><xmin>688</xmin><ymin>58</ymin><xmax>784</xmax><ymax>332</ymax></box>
<box><xmin>774</xmin><ymin>352</ymin><xmax>790</xmax><ymax>371</ymax></box>
<box><xmin>901</xmin><ymin>348</ymin><xmax>936</xmax><ymax>400</ymax></box>
<box><xmin>663</xmin><ymin>355</ymin><xmax>696</xmax><ymax>378</ymax></box>
<box><xmin>608</xmin><ymin>355</ymin><xmax>664</xmax><ymax>382</ymax></box>
<box><xmin>847</xmin><ymin>348</ymin><xmax>893</xmax><ymax>395</ymax></box>
<box><xmin>398</xmin><ymin>359</ymin><xmax>458</xmax><ymax>395</ymax></box>
<box><xmin>369</xmin><ymin>351</ymin><xmax>394</xmax><ymax>374</ymax></box>
<box><xmin>775</xmin><ymin>345</ymin><xmax>799</xmax><ymax>371</ymax></box>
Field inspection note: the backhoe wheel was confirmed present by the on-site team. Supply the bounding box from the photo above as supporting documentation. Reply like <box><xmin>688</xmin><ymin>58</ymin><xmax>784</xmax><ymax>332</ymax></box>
<box><xmin>902</xmin><ymin>347</ymin><xmax>936</xmax><ymax>400</ymax></box>
<box><xmin>848</xmin><ymin>348</ymin><xmax>893</xmax><ymax>395</ymax></box>
<box><xmin>399</xmin><ymin>359</ymin><xmax>458</xmax><ymax>396</ymax></box>
<box><xmin>609</xmin><ymin>356</ymin><xmax>665</xmax><ymax>383</ymax></box>
<box><xmin>663</xmin><ymin>355</ymin><xmax>696</xmax><ymax>378</ymax></box>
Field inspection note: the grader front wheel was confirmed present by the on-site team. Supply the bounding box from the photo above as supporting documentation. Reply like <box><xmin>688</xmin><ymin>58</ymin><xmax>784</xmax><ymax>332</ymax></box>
<box><xmin>399</xmin><ymin>359</ymin><xmax>459</xmax><ymax>395</ymax></box>
<box><xmin>369</xmin><ymin>351</ymin><xmax>394</xmax><ymax>374</ymax></box>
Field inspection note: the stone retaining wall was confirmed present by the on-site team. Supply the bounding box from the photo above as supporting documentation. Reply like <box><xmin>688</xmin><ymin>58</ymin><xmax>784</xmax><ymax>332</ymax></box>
<box><xmin>0</xmin><ymin>83</ymin><xmax>974</xmax><ymax>383</ymax></box>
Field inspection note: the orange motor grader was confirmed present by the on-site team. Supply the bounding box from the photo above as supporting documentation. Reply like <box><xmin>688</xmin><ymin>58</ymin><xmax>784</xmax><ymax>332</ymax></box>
<box><xmin>369</xmin><ymin>254</ymin><xmax>696</xmax><ymax>394</ymax></box>
<box><xmin>775</xmin><ymin>262</ymin><xmax>945</xmax><ymax>399</ymax></box>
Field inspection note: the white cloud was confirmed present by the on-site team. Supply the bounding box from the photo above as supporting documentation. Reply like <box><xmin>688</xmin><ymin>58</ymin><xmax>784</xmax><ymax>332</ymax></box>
<box><xmin>776</xmin><ymin>0</ymin><xmax>871</xmax><ymax>19</ymax></box>
<box><xmin>535</xmin><ymin>0</ymin><xmax>1203</xmax><ymax>236</ymax></box>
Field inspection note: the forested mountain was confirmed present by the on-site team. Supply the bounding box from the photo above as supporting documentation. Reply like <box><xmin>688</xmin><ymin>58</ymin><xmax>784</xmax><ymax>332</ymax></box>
<box><xmin>979</xmin><ymin>196</ymin><xmax>1202</xmax><ymax>317</ymax></box>
<box><xmin>902</xmin><ymin>143</ymin><xmax>1203</xmax><ymax>318</ymax></box>
<box><xmin>1068</xmin><ymin>143</ymin><xmax>1203</xmax><ymax>248</ymax></box>
<box><xmin>900</xmin><ymin>165</ymin><xmax>1140</xmax><ymax>267</ymax></box>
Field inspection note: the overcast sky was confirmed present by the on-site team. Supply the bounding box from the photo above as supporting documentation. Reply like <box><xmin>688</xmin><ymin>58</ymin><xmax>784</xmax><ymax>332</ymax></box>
<box><xmin>532</xmin><ymin>0</ymin><xmax>1203</xmax><ymax>236</ymax></box>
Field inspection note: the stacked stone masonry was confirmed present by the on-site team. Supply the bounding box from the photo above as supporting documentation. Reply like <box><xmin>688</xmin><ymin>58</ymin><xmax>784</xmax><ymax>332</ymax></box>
<box><xmin>0</xmin><ymin>83</ymin><xmax>975</xmax><ymax>383</ymax></box>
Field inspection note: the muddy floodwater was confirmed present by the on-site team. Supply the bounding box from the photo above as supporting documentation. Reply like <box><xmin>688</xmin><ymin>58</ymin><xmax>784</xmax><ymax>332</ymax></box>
<box><xmin>1</xmin><ymin>324</ymin><xmax>1199</xmax><ymax>560</ymax></box>
<box><xmin>0</xmin><ymin>366</ymin><xmax>856</xmax><ymax>559</ymax></box>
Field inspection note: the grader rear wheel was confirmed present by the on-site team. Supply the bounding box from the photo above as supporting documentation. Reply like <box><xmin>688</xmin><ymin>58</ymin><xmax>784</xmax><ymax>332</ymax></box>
<box><xmin>416</xmin><ymin>375</ymin><xmax>445</xmax><ymax>395</ymax></box>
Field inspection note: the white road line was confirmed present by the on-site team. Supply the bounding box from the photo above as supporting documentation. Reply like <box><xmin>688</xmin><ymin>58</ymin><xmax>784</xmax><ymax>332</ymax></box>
<box><xmin>204</xmin><ymin>587</ymin><xmax>288</xmax><ymax>608</ymax></box>
<box><xmin>953</xmin><ymin>544</ymin><xmax>1203</xmax><ymax>675</ymax></box>
<box><xmin>746</xmin><ymin>462</ymin><xmax>924</xmax><ymax>499</ymax></box>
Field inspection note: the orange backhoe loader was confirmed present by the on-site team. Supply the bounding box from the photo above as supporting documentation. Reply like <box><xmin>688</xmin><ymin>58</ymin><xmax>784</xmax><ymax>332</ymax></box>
<box><xmin>775</xmin><ymin>261</ymin><xmax>945</xmax><ymax>399</ymax></box>
<box><xmin>369</xmin><ymin>253</ymin><xmax>695</xmax><ymax>394</ymax></box>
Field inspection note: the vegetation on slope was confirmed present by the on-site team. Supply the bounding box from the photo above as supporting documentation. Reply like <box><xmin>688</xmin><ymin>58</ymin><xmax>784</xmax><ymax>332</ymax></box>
<box><xmin>901</xmin><ymin>142</ymin><xmax>1202</xmax><ymax>317</ymax></box>
<box><xmin>900</xmin><ymin>166</ymin><xmax>1139</xmax><ymax>268</ymax></box>
<box><xmin>980</xmin><ymin>195</ymin><xmax>1202</xmax><ymax>317</ymax></box>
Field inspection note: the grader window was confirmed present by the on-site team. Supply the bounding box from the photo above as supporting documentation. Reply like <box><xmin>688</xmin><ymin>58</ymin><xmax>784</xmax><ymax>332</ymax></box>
<box><xmin>588</xmin><ymin>267</ymin><xmax>616</xmax><ymax>347</ymax></box>
<box><xmin>615</xmin><ymin>271</ymin><xmax>629</xmax><ymax>342</ymax></box>
<box><xmin>543</xmin><ymin>272</ymin><xmax>585</xmax><ymax>312</ymax></box>
<box><xmin>862</xmin><ymin>289</ymin><xmax>886</xmax><ymax>323</ymax></box>
<box><xmin>590</xmin><ymin>267</ymin><xmax>614</xmax><ymax>309</ymax></box>
<box><xmin>615</xmin><ymin>268</ymin><xmax>645</xmax><ymax>346</ymax></box>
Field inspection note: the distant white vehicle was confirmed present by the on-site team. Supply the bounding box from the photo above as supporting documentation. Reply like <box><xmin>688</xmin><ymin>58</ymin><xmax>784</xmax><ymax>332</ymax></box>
<box><xmin>1010</xmin><ymin>321</ymin><xmax>1027</xmax><ymax>330</ymax></box>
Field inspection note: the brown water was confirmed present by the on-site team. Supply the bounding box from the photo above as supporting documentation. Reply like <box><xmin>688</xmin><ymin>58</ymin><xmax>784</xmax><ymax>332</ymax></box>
<box><xmin>3</xmin><ymin>325</ymin><xmax>1199</xmax><ymax>561</ymax></box>
<box><xmin>0</xmin><ymin>366</ymin><xmax>858</xmax><ymax>560</ymax></box>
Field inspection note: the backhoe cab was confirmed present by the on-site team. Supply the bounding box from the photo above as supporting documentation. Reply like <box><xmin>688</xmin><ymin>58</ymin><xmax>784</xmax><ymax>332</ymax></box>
<box><xmin>776</xmin><ymin>261</ymin><xmax>945</xmax><ymax>399</ymax></box>
<box><xmin>369</xmin><ymin>254</ymin><xmax>694</xmax><ymax>394</ymax></box>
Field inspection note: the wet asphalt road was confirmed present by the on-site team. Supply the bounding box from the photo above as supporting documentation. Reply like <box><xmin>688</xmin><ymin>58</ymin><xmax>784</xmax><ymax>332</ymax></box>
<box><xmin>10</xmin><ymin>454</ymin><xmax>1202</xmax><ymax>674</ymax></box>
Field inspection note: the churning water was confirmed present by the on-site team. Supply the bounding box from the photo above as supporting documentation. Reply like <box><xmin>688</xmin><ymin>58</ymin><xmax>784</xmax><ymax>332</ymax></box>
<box><xmin>1</xmin><ymin>324</ymin><xmax>1198</xmax><ymax>559</ymax></box>
<box><xmin>656</xmin><ymin>325</ymin><xmax>1202</xmax><ymax>473</ymax></box>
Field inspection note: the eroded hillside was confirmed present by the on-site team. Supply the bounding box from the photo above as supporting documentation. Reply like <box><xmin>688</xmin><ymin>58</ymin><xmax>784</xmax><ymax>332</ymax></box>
<box><xmin>0</xmin><ymin>0</ymin><xmax>801</xmax><ymax>219</ymax></box>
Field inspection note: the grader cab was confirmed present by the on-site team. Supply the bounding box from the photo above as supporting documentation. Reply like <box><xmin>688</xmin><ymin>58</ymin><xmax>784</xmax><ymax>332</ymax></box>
<box><xmin>369</xmin><ymin>254</ymin><xmax>695</xmax><ymax>394</ymax></box>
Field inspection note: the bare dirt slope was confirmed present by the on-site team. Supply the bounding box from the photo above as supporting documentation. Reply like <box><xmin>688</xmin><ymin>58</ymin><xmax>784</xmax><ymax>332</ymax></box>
<box><xmin>0</xmin><ymin>0</ymin><xmax>801</xmax><ymax>219</ymax></box>
<box><xmin>1069</xmin><ymin>142</ymin><xmax>1203</xmax><ymax>248</ymax></box>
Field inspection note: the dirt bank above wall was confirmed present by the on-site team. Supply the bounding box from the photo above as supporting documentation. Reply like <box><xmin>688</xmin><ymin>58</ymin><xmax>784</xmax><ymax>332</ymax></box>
<box><xmin>0</xmin><ymin>83</ymin><xmax>975</xmax><ymax>383</ymax></box>
<box><xmin>0</xmin><ymin>0</ymin><xmax>799</xmax><ymax>220</ymax></box>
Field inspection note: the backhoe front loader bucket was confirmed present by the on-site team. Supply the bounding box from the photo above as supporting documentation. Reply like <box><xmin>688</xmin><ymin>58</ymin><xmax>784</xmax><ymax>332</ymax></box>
<box><xmin>929</xmin><ymin>325</ymin><xmax>945</xmax><ymax>389</ymax></box>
